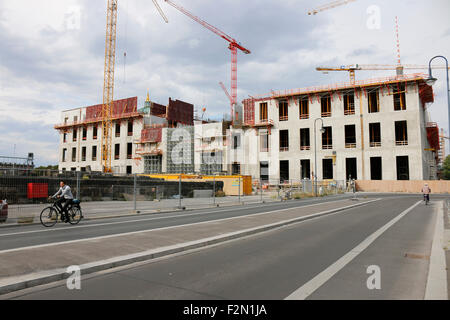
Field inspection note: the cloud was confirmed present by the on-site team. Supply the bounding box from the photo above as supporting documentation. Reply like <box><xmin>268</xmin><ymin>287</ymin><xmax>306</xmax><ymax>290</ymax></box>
<box><xmin>0</xmin><ymin>0</ymin><xmax>449</xmax><ymax>165</ymax></box>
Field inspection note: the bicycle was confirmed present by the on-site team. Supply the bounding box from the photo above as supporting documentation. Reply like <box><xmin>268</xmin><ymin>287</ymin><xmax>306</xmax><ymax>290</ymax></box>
<box><xmin>40</xmin><ymin>198</ymin><xmax>83</xmax><ymax>227</ymax></box>
<box><xmin>423</xmin><ymin>194</ymin><xmax>430</xmax><ymax>205</ymax></box>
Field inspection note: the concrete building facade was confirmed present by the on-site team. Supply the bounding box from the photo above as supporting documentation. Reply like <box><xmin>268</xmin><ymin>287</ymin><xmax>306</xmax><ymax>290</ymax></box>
<box><xmin>238</xmin><ymin>73</ymin><xmax>439</xmax><ymax>182</ymax></box>
<box><xmin>55</xmin><ymin>74</ymin><xmax>441</xmax><ymax>182</ymax></box>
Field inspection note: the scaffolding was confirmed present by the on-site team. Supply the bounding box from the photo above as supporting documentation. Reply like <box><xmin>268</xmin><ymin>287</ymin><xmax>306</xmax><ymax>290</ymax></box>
<box><xmin>244</xmin><ymin>73</ymin><xmax>433</xmax><ymax>105</ymax></box>
<box><xmin>54</xmin><ymin>97</ymin><xmax>142</xmax><ymax>130</ymax></box>
<box><xmin>166</xmin><ymin>127</ymin><xmax>195</xmax><ymax>174</ymax></box>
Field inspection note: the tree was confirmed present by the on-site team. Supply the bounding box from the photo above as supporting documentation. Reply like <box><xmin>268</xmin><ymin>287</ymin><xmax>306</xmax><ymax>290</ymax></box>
<box><xmin>443</xmin><ymin>155</ymin><xmax>450</xmax><ymax>180</ymax></box>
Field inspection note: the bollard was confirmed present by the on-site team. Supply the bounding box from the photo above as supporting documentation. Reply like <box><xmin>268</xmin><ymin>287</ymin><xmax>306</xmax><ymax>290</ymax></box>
<box><xmin>179</xmin><ymin>174</ymin><xmax>182</xmax><ymax>209</ymax></box>
<box><xmin>76</xmin><ymin>171</ymin><xmax>80</xmax><ymax>199</ymax></box>
<box><xmin>133</xmin><ymin>173</ymin><xmax>137</xmax><ymax>211</ymax></box>
<box><xmin>213</xmin><ymin>175</ymin><xmax>216</xmax><ymax>206</ymax></box>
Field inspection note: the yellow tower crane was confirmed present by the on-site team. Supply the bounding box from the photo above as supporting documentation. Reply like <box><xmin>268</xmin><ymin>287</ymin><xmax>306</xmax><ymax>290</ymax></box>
<box><xmin>316</xmin><ymin>64</ymin><xmax>450</xmax><ymax>83</ymax></box>
<box><xmin>101</xmin><ymin>0</ymin><xmax>167</xmax><ymax>172</ymax></box>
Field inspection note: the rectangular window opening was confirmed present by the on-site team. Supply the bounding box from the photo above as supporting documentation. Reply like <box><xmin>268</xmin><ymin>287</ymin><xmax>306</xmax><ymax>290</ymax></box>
<box><xmin>115</xmin><ymin>123</ymin><xmax>121</xmax><ymax>138</ymax></box>
<box><xmin>115</xmin><ymin>144</ymin><xmax>120</xmax><ymax>160</ymax></box>
<box><xmin>300</xmin><ymin>128</ymin><xmax>310</xmax><ymax>150</ymax></box>
<box><xmin>279</xmin><ymin>101</ymin><xmax>288</xmax><ymax>121</ymax></box>
<box><xmin>322</xmin><ymin>159</ymin><xmax>333</xmax><ymax>180</ymax></box>
<box><xmin>369</xmin><ymin>123</ymin><xmax>381</xmax><ymax>147</ymax></box>
<box><xmin>127</xmin><ymin>143</ymin><xmax>132</xmax><ymax>159</ymax></box>
<box><xmin>321</xmin><ymin>95</ymin><xmax>331</xmax><ymax>117</ymax></box>
<box><xmin>259</xmin><ymin>102</ymin><xmax>268</xmax><ymax>122</ymax></box>
<box><xmin>279</xmin><ymin>130</ymin><xmax>289</xmax><ymax>152</ymax></box>
<box><xmin>92</xmin><ymin>146</ymin><xmax>97</xmax><ymax>161</ymax></box>
<box><xmin>370</xmin><ymin>157</ymin><xmax>382</xmax><ymax>180</ymax></box>
<box><xmin>344</xmin><ymin>125</ymin><xmax>356</xmax><ymax>148</ymax></box>
<box><xmin>81</xmin><ymin>147</ymin><xmax>86</xmax><ymax>162</ymax></box>
<box><xmin>393</xmin><ymin>83</ymin><xmax>406</xmax><ymax>111</ymax></box>
<box><xmin>368</xmin><ymin>90</ymin><xmax>379</xmax><ymax>113</ymax></box>
<box><xmin>260</xmin><ymin>161</ymin><xmax>269</xmax><ymax>181</ymax></box>
<box><xmin>280</xmin><ymin>160</ymin><xmax>289</xmax><ymax>183</ymax></box>
<box><xmin>299</xmin><ymin>99</ymin><xmax>309</xmax><ymax>119</ymax></box>
<box><xmin>260</xmin><ymin>130</ymin><xmax>269</xmax><ymax>152</ymax></box>
<box><xmin>395</xmin><ymin>121</ymin><xmax>408</xmax><ymax>145</ymax></box>
<box><xmin>396</xmin><ymin>156</ymin><xmax>409</xmax><ymax>180</ymax></box>
<box><xmin>344</xmin><ymin>93</ymin><xmax>355</xmax><ymax>115</ymax></box>
<box><xmin>128</xmin><ymin>121</ymin><xmax>133</xmax><ymax>136</ymax></box>
<box><xmin>322</xmin><ymin>127</ymin><xmax>332</xmax><ymax>150</ymax></box>
<box><xmin>300</xmin><ymin>159</ymin><xmax>310</xmax><ymax>179</ymax></box>
<box><xmin>345</xmin><ymin>158</ymin><xmax>357</xmax><ymax>180</ymax></box>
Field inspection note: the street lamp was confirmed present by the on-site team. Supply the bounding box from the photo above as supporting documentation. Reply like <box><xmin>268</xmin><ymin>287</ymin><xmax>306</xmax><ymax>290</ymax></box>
<box><xmin>314</xmin><ymin>118</ymin><xmax>325</xmax><ymax>196</ymax></box>
<box><xmin>427</xmin><ymin>56</ymin><xmax>449</xmax><ymax>146</ymax></box>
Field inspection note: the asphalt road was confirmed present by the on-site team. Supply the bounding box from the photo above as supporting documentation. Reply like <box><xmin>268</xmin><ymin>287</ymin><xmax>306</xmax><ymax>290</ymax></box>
<box><xmin>4</xmin><ymin>194</ymin><xmax>445</xmax><ymax>300</ymax></box>
<box><xmin>0</xmin><ymin>194</ymin><xmax>352</xmax><ymax>251</ymax></box>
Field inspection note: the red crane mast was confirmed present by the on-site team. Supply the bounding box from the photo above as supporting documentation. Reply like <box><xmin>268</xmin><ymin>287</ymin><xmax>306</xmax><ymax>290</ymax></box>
<box><xmin>164</xmin><ymin>0</ymin><xmax>250</xmax><ymax>122</ymax></box>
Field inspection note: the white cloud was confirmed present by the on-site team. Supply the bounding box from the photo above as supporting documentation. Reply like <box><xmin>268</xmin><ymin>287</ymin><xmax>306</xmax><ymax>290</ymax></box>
<box><xmin>0</xmin><ymin>0</ymin><xmax>449</xmax><ymax>165</ymax></box>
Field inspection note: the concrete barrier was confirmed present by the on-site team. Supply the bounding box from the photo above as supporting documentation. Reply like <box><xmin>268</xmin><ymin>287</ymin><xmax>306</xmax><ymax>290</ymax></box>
<box><xmin>356</xmin><ymin>180</ymin><xmax>450</xmax><ymax>194</ymax></box>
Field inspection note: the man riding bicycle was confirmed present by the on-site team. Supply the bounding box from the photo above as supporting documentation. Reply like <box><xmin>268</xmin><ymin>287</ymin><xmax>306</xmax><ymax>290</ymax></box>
<box><xmin>49</xmin><ymin>180</ymin><xmax>74</xmax><ymax>223</ymax></box>
<box><xmin>421</xmin><ymin>183</ymin><xmax>431</xmax><ymax>204</ymax></box>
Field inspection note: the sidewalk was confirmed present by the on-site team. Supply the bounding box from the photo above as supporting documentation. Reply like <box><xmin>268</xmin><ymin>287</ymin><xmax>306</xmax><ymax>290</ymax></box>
<box><xmin>0</xmin><ymin>198</ymin><xmax>375</xmax><ymax>295</ymax></box>
<box><xmin>444</xmin><ymin>199</ymin><xmax>450</xmax><ymax>299</ymax></box>
<box><xmin>0</xmin><ymin>194</ymin><xmax>281</xmax><ymax>226</ymax></box>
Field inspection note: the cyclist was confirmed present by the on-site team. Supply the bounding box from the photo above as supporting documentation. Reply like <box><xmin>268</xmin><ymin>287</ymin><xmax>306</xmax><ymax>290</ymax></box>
<box><xmin>49</xmin><ymin>180</ymin><xmax>74</xmax><ymax>223</ymax></box>
<box><xmin>421</xmin><ymin>183</ymin><xmax>431</xmax><ymax>204</ymax></box>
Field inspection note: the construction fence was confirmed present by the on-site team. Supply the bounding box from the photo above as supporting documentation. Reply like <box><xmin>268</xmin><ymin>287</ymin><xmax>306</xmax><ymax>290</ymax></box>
<box><xmin>0</xmin><ymin>167</ymin><xmax>347</xmax><ymax>224</ymax></box>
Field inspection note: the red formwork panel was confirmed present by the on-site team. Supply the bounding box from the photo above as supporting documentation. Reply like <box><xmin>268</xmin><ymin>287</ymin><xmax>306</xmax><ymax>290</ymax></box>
<box><xmin>244</xmin><ymin>99</ymin><xmax>255</xmax><ymax>125</ymax></box>
<box><xmin>426</xmin><ymin>124</ymin><xmax>440</xmax><ymax>151</ymax></box>
<box><xmin>167</xmin><ymin>98</ymin><xmax>193</xmax><ymax>125</ymax></box>
<box><xmin>150</xmin><ymin>102</ymin><xmax>167</xmax><ymax>117</ymax></box>
<box><xmin>141</xmin><ymin>127</ymin><xmax>162</xmax><ymax>143</ymax></box>
<box><xmin>86</xmin><ymin>97</ymin><xmax>138</xmax><ymax>121</ymax></box>
<box><xmin>27</xmin><ymin>183</ymin><xmax>49</xmax><ymax>199</ymax></box>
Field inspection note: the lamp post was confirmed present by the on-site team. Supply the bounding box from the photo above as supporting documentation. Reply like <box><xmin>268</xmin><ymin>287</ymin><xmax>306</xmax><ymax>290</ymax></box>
<box><xmin>314</xmin><ymin>118</ymin><xmax>325</xmax><ymax>196</ymax></box>
<box><xmin>426</xmin><ymin>56</ymin><xmax>450</xmax><ymax>147</ymax></box>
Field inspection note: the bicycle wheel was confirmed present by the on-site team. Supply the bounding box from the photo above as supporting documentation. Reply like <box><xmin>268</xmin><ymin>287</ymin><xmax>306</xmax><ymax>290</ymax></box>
<box><xmin>40</xmin><ymin>207</ymin><xmax>58</xmax><ymax>227</ymax></box>
<box><xmin>69</xmin><ymin>207</ymin><xmax>83</xmax><ymax>225</ymax></box>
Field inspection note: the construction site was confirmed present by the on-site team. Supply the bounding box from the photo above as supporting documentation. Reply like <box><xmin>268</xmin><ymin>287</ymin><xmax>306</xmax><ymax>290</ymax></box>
<box><xmin>49</xmin><ymin>0</ymin><xmax>449</xmax><ymax>194</ymax></box>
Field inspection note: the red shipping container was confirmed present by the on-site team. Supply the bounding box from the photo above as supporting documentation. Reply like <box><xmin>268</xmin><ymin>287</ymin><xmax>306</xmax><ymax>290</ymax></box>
<box><xmin>27</xmin><ymin>183</ymin><xmax>49</xmax><ymax>199</ymax></box>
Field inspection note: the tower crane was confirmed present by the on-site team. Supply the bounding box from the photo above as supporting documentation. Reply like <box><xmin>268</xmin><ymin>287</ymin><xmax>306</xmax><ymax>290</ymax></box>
<box><xmin>316</xmin><ymin>64</ymin><xmax>450</xmax><ymax>83</ymax></box>
<box><xmin>101</xmin><ymin>0</ymin><xmax>167</xmax><ymax>172</ymax></box>
<box><xmin>219</xmin><ymin>81</ymin><xmax>232</xmax><ymax>105</ymax></box>
<box><xmin>163</xmin><ymin>0</ymin><xmax>251</xmax><ymax>124</ymax></box>
<box><xmin>308</xmin><ymin>0</ymin><xmax>357</xmax><ymax>15</ymax></box>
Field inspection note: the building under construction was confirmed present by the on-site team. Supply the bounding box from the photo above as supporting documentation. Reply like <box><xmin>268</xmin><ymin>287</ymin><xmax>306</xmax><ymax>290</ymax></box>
<box><xmin>55</xmin><ymin>73</ymin><xmax>441</xmax><ymax>181</ymax></box>
<box><xmin>55</xmin><ymin>95</ymin><xmax>194</xmax><ymax>174</ymax></box>
<box><xmin>238</xmin><ymin>73</ymin><xmax>440</xmax><ymax>181</ymax></box>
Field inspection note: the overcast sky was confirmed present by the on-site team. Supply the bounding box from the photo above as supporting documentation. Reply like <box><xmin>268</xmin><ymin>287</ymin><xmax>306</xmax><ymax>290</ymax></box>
<box><xmin>0</xmin><ymin>0</ymin><xmax>449</xmax><ymax>166</ymax></box>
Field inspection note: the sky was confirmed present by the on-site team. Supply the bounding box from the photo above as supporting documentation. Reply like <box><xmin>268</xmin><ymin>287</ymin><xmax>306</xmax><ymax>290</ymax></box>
<box><xmin>0</xmin><ymin>0</ymin><xmax>449</xmax><ymax>166</ymax></box>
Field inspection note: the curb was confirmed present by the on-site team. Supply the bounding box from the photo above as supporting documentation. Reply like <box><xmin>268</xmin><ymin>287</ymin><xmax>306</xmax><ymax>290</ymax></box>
<box><xmin>424</xmin><ymin>201</ymin><xmax>448</xmax><ymax>300</ymax></box>
<box><xmin>0</xmin><ymin>198</ymin><xmax>376</xmax><ymax>296</ymax></box>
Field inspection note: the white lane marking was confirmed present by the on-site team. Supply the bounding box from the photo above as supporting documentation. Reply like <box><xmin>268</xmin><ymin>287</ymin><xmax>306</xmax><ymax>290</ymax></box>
<box><xmin>0</xmin><ymin>199</ymin><xmax>380</xmax><ymax>254</ymax></box>
<box><xmin>285</xmin><ymin>200</ymin><xmax>421</xmax><ymax>300</ymax></box>
<box><xmin>0</xmin><ymin>197</ymin><xmax>349</xmax><ymax>237</ymax></box>
<box><xmin>425</xmin><ymin>201</ymin><xmax>448</xmax><ymax>300</ymax></box>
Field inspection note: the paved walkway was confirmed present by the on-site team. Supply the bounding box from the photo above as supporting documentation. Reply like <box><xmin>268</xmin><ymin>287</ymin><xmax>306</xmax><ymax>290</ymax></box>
<box><xmin>0</xmin><ymin>198</ymin><xmax>374</xmax><ymax>293</ymax></box>
<box><xmin>1</xmin><ymin>194</ymin><xmax>281</xmax><ymax>225</ymax></box>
